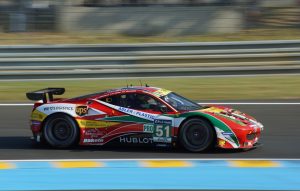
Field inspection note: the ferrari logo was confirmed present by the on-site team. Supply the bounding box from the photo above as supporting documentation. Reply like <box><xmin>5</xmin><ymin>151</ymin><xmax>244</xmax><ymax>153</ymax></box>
<box><xmin>218</xmin><ymin>139</ymin><xmax>226</xmax><ymax>147</ymax></box>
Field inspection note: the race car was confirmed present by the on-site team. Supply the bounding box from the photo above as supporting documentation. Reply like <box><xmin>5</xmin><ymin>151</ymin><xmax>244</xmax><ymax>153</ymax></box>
<box><xmin>26</xmin><ymin>86</ymin><xmax>263</xmax><ymax>152</ymax></box>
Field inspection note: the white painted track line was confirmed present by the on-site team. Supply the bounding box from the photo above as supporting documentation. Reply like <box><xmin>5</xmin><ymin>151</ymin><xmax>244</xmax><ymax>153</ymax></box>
<box><xmin>0</xmin><ymin>102</ymin><xmax>300</xmax><ymax>106</ymax></box>
<box><xmin>0</xmin><ymin>103</ymin><xmax>34</xmax><ymax>106</ymax></box>
<box><xmin>0</xmin><ymin>73</ymin><xmax>299</xmax><ymax>82</ymax></box>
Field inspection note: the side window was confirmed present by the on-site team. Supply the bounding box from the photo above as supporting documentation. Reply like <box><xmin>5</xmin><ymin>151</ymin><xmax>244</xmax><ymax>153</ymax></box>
<box><xmin>100</xmin><ymin>94</ymin><xmax>127</xmax><ymax>107</ymax></box>
<box><xmin>126</xmin><ymin>93</ymin><xmax>156</xmax><ymax>110</ymax></box>
<box><xmin>127</xmin><ymin>93</ymin><xmax>171</xmax><ymax>112</ymax></box>
<box><xmin>100</xmin><ymin>93</ymin><xmax>171</xmax><ymax>113</ymax></box>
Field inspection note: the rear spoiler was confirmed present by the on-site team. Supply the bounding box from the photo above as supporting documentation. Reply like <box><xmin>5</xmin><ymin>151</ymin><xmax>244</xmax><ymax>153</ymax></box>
<box><xmin>26</xmin><ymin>88</ymin><xmax>65</xmax><ymax>103</ymax></box>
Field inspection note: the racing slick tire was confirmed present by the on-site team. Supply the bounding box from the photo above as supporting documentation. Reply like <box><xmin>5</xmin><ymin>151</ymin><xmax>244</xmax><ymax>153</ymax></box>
<box><xmin>179</xmin><ymin>118</ymin><xmax>215</xmax><ymax>152</ymax></box>
<box><xmin>43</xmin><ymin>113</ymin><xmax>79</xmax><ymax>148</ymax></box>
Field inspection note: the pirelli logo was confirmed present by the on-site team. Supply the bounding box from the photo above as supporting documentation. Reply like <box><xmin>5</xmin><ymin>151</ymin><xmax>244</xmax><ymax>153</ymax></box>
<box><xmin>75</xmin><ymin>105</ymin><xmax>88</xmax><ymax>116</ymax></box>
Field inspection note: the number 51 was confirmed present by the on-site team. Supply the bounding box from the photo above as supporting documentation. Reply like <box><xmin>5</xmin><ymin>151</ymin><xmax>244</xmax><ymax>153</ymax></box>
<box><xmin>155</xmin><ymin>125</ymin><xmax>170</xmax><ymax>137</ymax></box>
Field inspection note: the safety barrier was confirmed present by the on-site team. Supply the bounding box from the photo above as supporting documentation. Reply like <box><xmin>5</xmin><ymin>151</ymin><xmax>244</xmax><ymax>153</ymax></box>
<box><xmin>0</xmin><ymin>40</ymin><xmax>299</xmax><ymax>79</ymax></box>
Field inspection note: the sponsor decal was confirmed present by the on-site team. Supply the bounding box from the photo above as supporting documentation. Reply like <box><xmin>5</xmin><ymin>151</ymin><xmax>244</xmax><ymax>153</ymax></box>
<box><xmin>83</xmin><ymin>138</ymin><xmax>103</xmax><ymax>143</ymax></box>
<box><xmin>119</xmin><ymin>107</ymin><xmax>134</xmax><ymax>114</ymax></box>
<box><xmin>119</xmin><ymin>136</ymin><xmax>153</xmax><ymax>144</ymax></box>
<box><xmin>222</xmin><ymin>132</ymin><xmax>234</xmax><ymax>136</ymax></box>
<box><xmin>84</xmin><ymin>128</ymin><xmax>105</xmax><ymax>136</ymax></box>
<box><xmin>118</xmin><ymin>106</ymin><xmax>156</xmax><ymax>121</ymax></box>
<box><xmin>37</xmin><ymin>104</ymin><xmax>77</xmax><ymax>117</ymax></box>
<box><xmin>215</xmin><ymin>127</ymin><xmax>239</xmax><ymax>148</ymax></box>
<box><xmin>154</xmin><ymin>119</ymin><xmax>172</xmax><ymax>125</ymax></box>
<box><xmin>43</xmin><ymin>106</ymin><xmax>73</xmax><ymax>112</ymax></box>
<box><xmin>143</xmin><ymin>124</ymin><xmax>154</xmax><ymax>133</ymax></box>
<box><xmin>97</xmin><ymin>100</ymin><xmax>157</xmax><ymax>121</ymax></box>
<box><xmin>135</xmin><ymin>110</ymin><xmax>156</xmax><ymax>120</ymax></box>
<box><xmin>77</xmin><ymin>119</ymin><xmax>120</xmax><ymax>129</ymax></box>
<box><xmin>31</xmin><ymin>110</ymin><xmax>47</xmax><ymax>121</ymax></box>
<box><xmin>75</xmin><ymin>105</ymin><xmax>88</xmax><ymax>116</ymax></box>
<box><xmin>153</xmin><ymin>137</ymin><xmax>172</xmax><ymax>143</ymax></box>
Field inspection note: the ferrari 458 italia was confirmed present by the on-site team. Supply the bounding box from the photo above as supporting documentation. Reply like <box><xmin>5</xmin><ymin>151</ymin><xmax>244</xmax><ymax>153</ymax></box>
<box><xmin>26</xmin><ymin>86</ymin><xmax>263</xmax><ymax>152</ymax></box>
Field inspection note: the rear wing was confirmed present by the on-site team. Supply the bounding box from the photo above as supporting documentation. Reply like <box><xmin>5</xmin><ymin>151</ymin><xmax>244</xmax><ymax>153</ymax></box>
<box><xmin>26</xmin><ymin>88</ymin><xmax>65</xmax><ymax>103</ymax></box>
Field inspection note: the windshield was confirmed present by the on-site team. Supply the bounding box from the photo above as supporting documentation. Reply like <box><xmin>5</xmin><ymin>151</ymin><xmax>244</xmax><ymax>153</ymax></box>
<box><xmin>161</xmin><ymin>92</ymin><xmax>202</xmax><ymax>111</ymax></box>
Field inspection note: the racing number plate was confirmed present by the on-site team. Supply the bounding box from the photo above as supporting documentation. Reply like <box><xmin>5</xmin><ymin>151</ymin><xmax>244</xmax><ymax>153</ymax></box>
<box><xmin>154</xmin><ymin>119</ymin><xmax>172</xmax><ymax>137</ymax></box>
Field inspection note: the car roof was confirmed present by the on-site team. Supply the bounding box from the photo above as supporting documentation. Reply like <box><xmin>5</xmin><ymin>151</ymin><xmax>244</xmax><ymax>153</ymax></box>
<box><xmin>69</xmin><ymin>86</ymin><xmax>170</xmax><ymax>101</ymax></box>
<box><xmin>114</xmin><ymin>86</ymin><xmax>161</xmax><ymax>93</ymax></box>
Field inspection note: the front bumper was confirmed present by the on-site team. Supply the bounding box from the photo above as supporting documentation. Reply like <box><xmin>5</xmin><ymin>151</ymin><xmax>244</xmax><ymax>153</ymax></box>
<box><xmin>217</xmin><ymin>124</ymin><xmax>263</xmax><ymax>149</ymax></box>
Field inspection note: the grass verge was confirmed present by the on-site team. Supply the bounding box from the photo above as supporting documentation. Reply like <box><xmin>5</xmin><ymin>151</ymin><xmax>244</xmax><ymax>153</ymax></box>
<box><xmin>0</xmin><ymin>29</ymin><xmax>300</xmax><ymax>45</ymax></box>
<box><xmin>0</xmin><ymin>75</ymin><xmax>299</xmax><ymax>102</ymax></box>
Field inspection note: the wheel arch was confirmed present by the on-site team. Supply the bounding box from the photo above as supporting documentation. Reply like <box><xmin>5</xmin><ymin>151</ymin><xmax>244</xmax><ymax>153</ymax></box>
<box><xmin>41</xmin><ymin>112</ymin><xmax>81</xmax><ymax>139</ymax></box>
<box><xmin>177</xmin><ymin>114</ymin><xmax>217</xmax><ymax>146</ymax></box>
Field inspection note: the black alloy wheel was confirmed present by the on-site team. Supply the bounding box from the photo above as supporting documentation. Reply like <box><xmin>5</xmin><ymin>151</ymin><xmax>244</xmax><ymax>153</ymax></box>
<box><xmin>179</xmin><ymin>118</ymin><xmax>215</xmax><ymax>152</ymax></box>
<box><xmin>43</xmin><ymin>114</ymin><xmax>79</xmax><ymax>148</ymax></box>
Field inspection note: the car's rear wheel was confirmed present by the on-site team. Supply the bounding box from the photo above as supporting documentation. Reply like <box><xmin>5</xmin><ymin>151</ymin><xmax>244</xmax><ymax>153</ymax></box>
<box><xmin>43</xmin><ymin>113</ymin><xmax>79</xmax><ymax>148</ymax></box>
<box><xmin>179</xmin><ymin>118</ymin><xmax>215</xmax><ymax>152</ymax></box>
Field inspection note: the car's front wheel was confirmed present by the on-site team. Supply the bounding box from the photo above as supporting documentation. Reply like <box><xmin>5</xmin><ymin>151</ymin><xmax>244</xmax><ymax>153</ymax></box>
<box><xmin>43</xmin><ymin>113</ymin><xmax>79</xmax><ymax>148</ymax></box>
<box><xmin>179</xmin><ymin>118</ymin><xmax>215</xmax><ymax>152</ymax></box>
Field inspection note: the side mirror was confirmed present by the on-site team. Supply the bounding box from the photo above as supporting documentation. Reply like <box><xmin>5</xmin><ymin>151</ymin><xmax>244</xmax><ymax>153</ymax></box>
<box><xmin>86</xmin><ymin>100</ymin><xmax>93</xmax><ymax>105</ymax></box>
<box><xmin>159</xmin><ymin>105</ymin><xmax>168</xmax><ymax>113</ymax></box>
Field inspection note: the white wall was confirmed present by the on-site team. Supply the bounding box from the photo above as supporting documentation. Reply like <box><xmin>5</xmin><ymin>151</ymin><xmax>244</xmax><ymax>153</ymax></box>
<box><xmin>57</xmin><ymin>6</ymin><xmax>243</xmax><ymax>35</ymax></box>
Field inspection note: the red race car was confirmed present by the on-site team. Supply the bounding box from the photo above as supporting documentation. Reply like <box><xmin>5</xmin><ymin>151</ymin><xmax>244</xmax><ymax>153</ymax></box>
<box><xmin>26</xmin><ymin>86</ymin><xmax>263</xmax><ymax>152</ymax></box>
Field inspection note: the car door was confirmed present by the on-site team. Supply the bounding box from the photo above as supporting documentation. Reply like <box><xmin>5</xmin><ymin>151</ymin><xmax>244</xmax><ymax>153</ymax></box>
<box><xmin>99</xmin><ymin>92</ymin><xmax>177</xmax><ymax>144</ymax></box>
<box><xmin>128</xmin><ymin>93</ymin><xmax>176</xmax><ymax>144</ymax></box>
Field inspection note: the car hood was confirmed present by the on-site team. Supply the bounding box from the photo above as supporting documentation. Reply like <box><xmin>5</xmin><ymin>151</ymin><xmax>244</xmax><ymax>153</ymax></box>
<box><xmin>198</xmin><ymin>105</ymin><xmax>264</xmax><ymax>129</ymax></box>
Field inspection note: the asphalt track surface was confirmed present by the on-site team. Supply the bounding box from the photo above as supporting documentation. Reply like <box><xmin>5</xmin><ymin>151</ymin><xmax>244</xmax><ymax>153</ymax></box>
<box><xmin>0</xmin><ymin>104</ymin><xmax>299</xmax><ymax>160</ymax></box>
